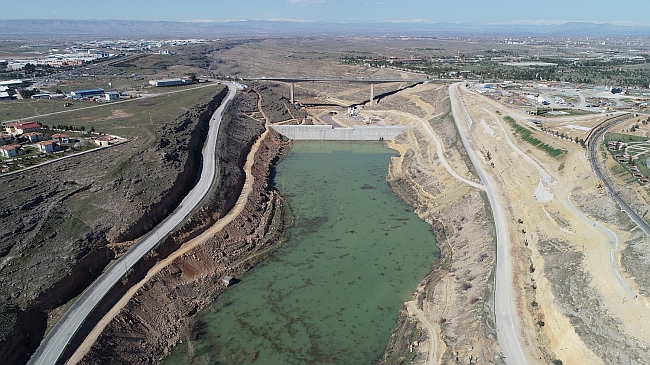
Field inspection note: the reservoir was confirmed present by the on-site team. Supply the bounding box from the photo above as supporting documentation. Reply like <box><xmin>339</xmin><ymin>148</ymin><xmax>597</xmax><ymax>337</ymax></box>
<box><xmin>165</xmin><ymin>141</ymin><xmax>439</xmax><ymax>364</ymax></box>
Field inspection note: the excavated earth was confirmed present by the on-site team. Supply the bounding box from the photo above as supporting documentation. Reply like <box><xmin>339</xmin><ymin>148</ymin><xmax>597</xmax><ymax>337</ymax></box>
<box><xmin>0</xmin><ymin>87</ymin><xmax>228</xmax><ymax>365</ymax></box>
<box><xmin>367</xmin><ymin>84</ymin><xmax>501</xmax><ymax>364</ymax></box>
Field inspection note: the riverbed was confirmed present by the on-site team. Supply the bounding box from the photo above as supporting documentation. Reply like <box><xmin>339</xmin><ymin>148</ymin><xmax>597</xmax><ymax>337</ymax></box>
<box><xmin>164</xmin><ymin>141</ymin><xmax>439</xmax><ymax>364</ymax></box>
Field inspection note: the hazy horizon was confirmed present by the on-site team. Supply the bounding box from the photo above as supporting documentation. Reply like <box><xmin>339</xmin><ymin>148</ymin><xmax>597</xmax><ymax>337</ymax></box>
<box><xmin>3</xmin><ymin>0</ymin><xmax>649</xmax><ymax>26</ymax></box>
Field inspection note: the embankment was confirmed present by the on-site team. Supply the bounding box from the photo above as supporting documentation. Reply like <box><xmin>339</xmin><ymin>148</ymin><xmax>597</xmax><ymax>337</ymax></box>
<box><xmin>0</xmin><ymin>88</ymin><xmax>228</xmax><ymax>365</ymax></box>
<box><xmin>73</xmin><ymin>93</ymin><xmax>292</xmax><ymax>364</ymax></box>
<box><xmin>379</xmin><ymin>89</ymin><xmax>500</xmax><ymax>364</ymax></box>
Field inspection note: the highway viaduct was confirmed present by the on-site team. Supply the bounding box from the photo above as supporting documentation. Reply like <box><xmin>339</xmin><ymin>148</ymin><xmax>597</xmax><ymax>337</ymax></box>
<box><xmin>241</xmin><ymin>77</ymin><xmax>429</xmax><ymax>106</ymax></box>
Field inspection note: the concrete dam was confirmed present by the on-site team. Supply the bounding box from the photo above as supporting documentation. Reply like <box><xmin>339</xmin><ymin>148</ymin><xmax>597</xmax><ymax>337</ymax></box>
<box><xmin>270</xmin><ymin>125</ymin><xmax>411</xmax><ymax>141</ymax></box>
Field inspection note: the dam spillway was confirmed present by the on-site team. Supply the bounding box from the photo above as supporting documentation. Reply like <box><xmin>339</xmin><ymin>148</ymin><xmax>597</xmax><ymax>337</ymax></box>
<box><xmin>270</xmin><ymin>125</ymin><xmax>411</xmax><ymax>141</ymax></box>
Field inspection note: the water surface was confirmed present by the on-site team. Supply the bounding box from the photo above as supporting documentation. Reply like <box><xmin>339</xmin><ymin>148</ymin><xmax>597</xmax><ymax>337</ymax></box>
<box><xmin>165</xmin><ymin>141</ymin><xmax>439</xmax><ymax>364</ymax></box>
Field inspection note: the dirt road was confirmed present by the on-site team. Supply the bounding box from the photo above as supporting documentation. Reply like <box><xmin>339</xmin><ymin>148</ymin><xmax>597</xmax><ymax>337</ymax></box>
<box><xmin>449</xmin><ymin>83</ymin><xmax>536</xmax><ymax>365</ymax></box>
<box><xmin>362</xmin><ymin>109</ymin><xmax>484</xmax><ymax>191</ymax></box>
<box><xmin>405</xmin><ymin>301</ymin><xmax>439</xmax><ymax>365</ymax></box>
<box><xmin>65</xmin><ymin>126</ymin><xmax>270</xmax><ymax>364</ymax></box>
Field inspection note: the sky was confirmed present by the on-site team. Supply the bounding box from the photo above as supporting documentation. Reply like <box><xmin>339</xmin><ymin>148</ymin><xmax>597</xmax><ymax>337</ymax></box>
<box><xmin>2</xmin><ymin>0</ymin><xmax>649</xmax><ymax>25</ymax></box>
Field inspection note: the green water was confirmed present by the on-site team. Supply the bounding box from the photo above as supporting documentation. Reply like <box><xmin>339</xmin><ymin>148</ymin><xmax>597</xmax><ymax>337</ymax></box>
<box><xmin>164</xmin><ymin>141</ymin><xmax>439</xmax><ymax>365</ymax></box>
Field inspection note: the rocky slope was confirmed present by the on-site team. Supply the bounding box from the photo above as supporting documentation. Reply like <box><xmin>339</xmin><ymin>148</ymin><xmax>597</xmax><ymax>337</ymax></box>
<box><xmin>378</xmin><ymin>84</ymin><xmax>501</xmax><ymax>364</ymax></box>
<box><xmin>76</xmin><ymin>91</ymin><xmax>292</xmax><ymax>364</ymax></box>
<box><xmin>0</xmin><ymin>87</ymin><xmax>228</xmax><ymax>365</ymax></box>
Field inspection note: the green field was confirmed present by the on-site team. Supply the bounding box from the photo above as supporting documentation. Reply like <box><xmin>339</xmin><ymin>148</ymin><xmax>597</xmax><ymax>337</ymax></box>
<box><xmin>504</xmin><ymin>115</ymin><xmax>565</xmax><ymax>157</ymax></box>
<box><xmin>2</xmin><ymin>84</ymin><xmax>224</xmax><ymax>139</ymax></box>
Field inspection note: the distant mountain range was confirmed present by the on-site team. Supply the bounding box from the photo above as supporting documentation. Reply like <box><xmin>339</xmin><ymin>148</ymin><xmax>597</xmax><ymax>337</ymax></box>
<box><xmin>1</xmin><ymin>19</ymin><xmax>649</xmax><ymax>39</ymax></box>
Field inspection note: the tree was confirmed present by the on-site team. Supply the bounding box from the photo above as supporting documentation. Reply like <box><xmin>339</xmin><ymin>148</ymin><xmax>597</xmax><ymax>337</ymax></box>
<box><xmin>18</xmin><ymin>88</ymin><xmax>37</xmax><ymax>99</ymax></box>
<box><xmin>23</xmin><ymin>63</ymin><xmax>36</xmax><ymax>74</ymax></box>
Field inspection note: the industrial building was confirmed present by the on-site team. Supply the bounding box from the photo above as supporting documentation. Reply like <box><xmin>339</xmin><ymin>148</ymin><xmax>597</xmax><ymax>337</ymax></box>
<box><xmin>70</xmin><ymin>89</ymin><xmax>105</xmax><ymax>99</ymax></box>
<box><xmin>105</xmin><ymin>92</ymin><xmax>119</xmax><ymax>101</ymax></box>
<box><xmin>0</xmin><ymin>80</ymin><xmax>25</xmax><ymax>89</ymax></box>
<box><xmin>148</xmin><ymin>78</ymin><xmax>193</xmax><ymax>87</ymax></box>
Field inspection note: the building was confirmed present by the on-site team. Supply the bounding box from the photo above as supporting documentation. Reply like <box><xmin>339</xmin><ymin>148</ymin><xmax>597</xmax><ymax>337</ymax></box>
<box><xmin>0</xmin><ymin>144</ymin><xmax>24</xmax><ymax>157</ymax></box>
<box><xmin>51</xmin><ymin>133</ymin><xmax>70</xmax><ymax>144</ymax></box>
<box><xmin>31</xmin><ymin>93</ymin><xmax>52</xmax><ymax>100</ymax></box>
<box><xmin>36</xmin><ymin>140</ymin><xmax>60</xmax><ymax>153</ymax></box>
<box><xmin>105</xmin><ymin>92</ymin><xmax>119</xmax><ymax>101</ymax></box>
<box><xmin>222</xmin><ymin>276</ymin><xmax>235</xmax><ymax>286</ymax></box>
<box><xmin>23</xmin><ymin>132</ymin><xmax>45</xmax><ymax>143</ymax></box>
<box><xmin>5</xmin><ymin>122</ymin><xmax>41</xmax><ymax>135</ymax></box>
<box><xmin>70</xmin><ymin>88</ymin><xmax>105</xmax><ymax>99</ymax></box>
<box><xmin>148</xmin><ymin>78</ymin><xmax>193</xmax><ymax>87</ymax></box>
<box><xmin>93</xmin><ymin>135</ymin><xmax>112</xmax><ymax>146</ymax></box>
<box><xmin>0</xmin><ymin>80</ymin><xmax>24</xmax><ymax>89</ymax></box>
<box><xmin>0</xmin><ymin>132</ymin><xmax>12</xmax><ymax>145</ymax></box>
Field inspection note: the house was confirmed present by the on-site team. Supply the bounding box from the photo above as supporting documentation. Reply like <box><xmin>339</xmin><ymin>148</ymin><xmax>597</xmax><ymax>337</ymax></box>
<box><xmin>24</xmin><ymin>132</ymin><xmax>45</xmax><ymax>143</ymax></box>
<box><xmin>93</xmin><ymin>135</ymin><xmax>112</xmax><ymax>147</ymax></box>
<box><xmin>51</xmin><ymin>133</ymin><xmax>70</xmax><ymax>144</ymax></box>
<box><xmin>36</xmin><ymin>140</ymin><xmax>60</xmax><ymax>153</ymax></box>
<box><xmin>0</xmin><ymin>144</ymin><xmax>24</xmax><ymax>157</ymax></box>
<box><xmin>5</xmin><ymin>122</ymin><xmax>41</xmax><ymax>135</ymax></box>
<box><xmin>0</xmin><ymin>132</ymin><xmax>12</xmax><ymax>145</ymax></box>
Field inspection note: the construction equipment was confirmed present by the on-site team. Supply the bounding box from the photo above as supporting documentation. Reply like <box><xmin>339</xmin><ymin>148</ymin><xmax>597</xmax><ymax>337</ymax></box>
<box><xmin>596</xmin><ymin>180</ymin><xmax>603</xmax><ymax>189</ymax></box>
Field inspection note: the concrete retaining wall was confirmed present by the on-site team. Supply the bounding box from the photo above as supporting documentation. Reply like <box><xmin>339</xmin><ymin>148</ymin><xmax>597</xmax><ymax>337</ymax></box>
<box><xmin>270</xmin><ymin>125</ymin><xmax>411</xmax><ymax>141</ymax></box>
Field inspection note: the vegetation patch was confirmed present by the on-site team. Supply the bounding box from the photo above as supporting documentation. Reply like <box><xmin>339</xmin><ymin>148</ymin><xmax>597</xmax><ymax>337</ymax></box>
<box><xmin>503</xmin><ymin>116</ymin><xmax>565</xmax><ymax>157</ymax></box>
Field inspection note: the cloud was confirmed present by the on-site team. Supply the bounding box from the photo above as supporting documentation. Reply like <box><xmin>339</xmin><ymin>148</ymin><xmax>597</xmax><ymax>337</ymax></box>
<box><xmin>286</xmin><ymin>0</ymin><xmax>330</xmax><ymax>5</ymax></box>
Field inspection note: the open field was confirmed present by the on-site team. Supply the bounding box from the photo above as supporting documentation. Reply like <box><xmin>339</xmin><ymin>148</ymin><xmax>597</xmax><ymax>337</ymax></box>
<box><xmin>1</xmin><ymin>84</ymin><xmax>221</xmax><ymax>137</ymax></box>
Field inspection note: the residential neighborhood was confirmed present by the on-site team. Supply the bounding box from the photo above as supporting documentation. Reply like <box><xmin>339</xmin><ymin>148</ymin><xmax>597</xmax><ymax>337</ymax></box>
<box><xmin>0</xmin><ymin>119</ymin><xmax>126</xmax><ymax>173</ymax></box>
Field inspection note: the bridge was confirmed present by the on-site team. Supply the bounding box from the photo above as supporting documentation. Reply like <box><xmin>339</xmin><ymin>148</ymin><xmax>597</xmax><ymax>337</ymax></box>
<box><xmin>242</xmin><ymin>77</ymin><xmax>428</xmax><ymax>106</ymax></box>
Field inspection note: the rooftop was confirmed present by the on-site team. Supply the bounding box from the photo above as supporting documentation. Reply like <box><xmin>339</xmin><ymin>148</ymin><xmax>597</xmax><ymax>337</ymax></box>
<box><xmin>1</xmin><ymin>144</ymin><xmax>21</xmax><ymax>150</ymax></box>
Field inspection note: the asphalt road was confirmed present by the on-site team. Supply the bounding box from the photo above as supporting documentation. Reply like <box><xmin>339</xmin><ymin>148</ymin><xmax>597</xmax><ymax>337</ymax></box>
<box><xmin>449</xmin><ymin>83</ymin><xmax>531</xmax><ymax>365</ymax></box>
<box><xmin>27</xmin><ymin>81</ymin><xmax>236</xmax><ymax>365</ymax></box>
<box><xmin>587</xmin><ymin>115</ymin><xmax>650</xmax><ymax>238</ymax></box>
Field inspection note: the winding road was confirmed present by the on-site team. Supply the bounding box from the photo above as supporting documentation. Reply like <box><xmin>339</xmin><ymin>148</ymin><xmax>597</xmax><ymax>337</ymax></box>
<box><xmin>27</xmin><ymin>82</ymin><xmax>237</xmax><ymax>365</ymax></box>
<box><xmin>587</xmin><ymin>115</ymin><xmax>650</xmax><ymax>237</ymax></box>
<box><xmin>449</xmin><ymin>83</ymin><xmax>531</xmax><ymax>365</ymax></box>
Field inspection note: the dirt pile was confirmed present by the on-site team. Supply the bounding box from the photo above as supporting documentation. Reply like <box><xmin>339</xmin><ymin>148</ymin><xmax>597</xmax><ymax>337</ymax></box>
<box><xmin>0</xmin><ymin>88</ymin><xmax>228</xmax><ymax>365</ymax></box>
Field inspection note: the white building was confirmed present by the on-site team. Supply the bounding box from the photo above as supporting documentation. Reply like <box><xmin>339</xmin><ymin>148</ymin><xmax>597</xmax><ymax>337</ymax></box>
<box><xmin>149</xmin><ymin>78</ymin><xmax>193</xmax><ymax>87</ymax></box>
<box><xmin>105</xmin><ymin>92</ymin><xmax>119</xmax><ymax>101</ymax></box>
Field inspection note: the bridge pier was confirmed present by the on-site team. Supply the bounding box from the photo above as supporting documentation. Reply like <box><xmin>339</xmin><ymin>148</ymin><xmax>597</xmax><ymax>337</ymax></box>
<box><xmin>290</xmin><ymin>82</ymin><xmax>295</xmax><ymax>104</ymax></box>
<box><xmin>370</xmin><ymin>83</ymin><xmax>374</xmax><ymax>106</ymax></box>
